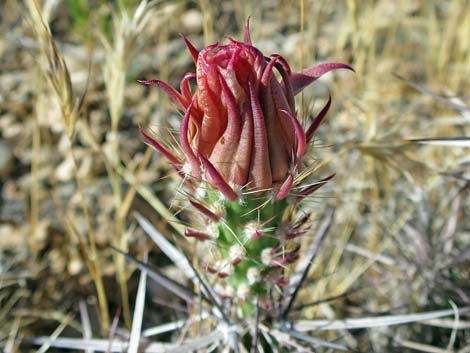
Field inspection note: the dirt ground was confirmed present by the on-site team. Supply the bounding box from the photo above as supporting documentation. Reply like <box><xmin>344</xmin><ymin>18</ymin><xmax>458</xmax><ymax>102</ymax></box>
<box><xmin>1</xmin><ymin>0</ymin><xmax>469</xmax><ymax>352</ymax></box>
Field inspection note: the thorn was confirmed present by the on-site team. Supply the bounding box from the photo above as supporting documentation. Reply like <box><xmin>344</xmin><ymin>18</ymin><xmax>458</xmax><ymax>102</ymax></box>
<box><xmin>285</xmin><ymin>229</ymin><xmax>308</xmax><ymax>240</ymax></box>
<box><xmin>217</xmin><ymin>272</ymin><xmax>230</xmax><ymax>278</ymax></box>
<box><xmin>251</xmin><ymin>230</ymin><xmax>263</xmax><ymax>239</ymax></box>
<box><xmin>202</xmin><ymin>262</ymin><xmax>217</xmax><ymax>274</ymax></box>
<box><xmin>189</xmin><ymin>199</ymin><xmax>220</xmax><ymax>222</ymax></box>
<box><xmin>231</xmin><ymin>258</ymin><xmax>242</xmax><ymax>266</ymax></box>
<box><xmin>184</xmin><ymin>229</ymin><xmax>212</xmax><ymax>241</ymax></box>
<box><xmin>271</xmin><ymin>258</ymin><xmax>288</xmax><ymax>267</ymax></box>
<box><xmin>280</xmin><ymin>209</ymin><xmax>335</xmax><ymax>320</ymax></box>
<box><xmin>297</xmin><ymin>173</ymin><xmax>335</xmax><ymax>198</ymax></box>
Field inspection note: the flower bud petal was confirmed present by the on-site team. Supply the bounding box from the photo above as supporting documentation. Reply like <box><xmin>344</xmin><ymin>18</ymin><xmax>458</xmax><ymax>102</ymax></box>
<box><xmin>141</xmin><ymin>20</ymin><xmax>352</xmax><ymax>200</ymax></box>
<box><xmin>290</xmin><ymin>63</ymin><xmax>354</xmax><ymax>95</ymax></box>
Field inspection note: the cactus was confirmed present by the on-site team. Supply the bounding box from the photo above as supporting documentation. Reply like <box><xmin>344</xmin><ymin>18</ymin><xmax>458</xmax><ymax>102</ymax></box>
<box><xmin>140</xmin><ymin>17</ymin><xmax>352</xmax><ymax>341</ymax></box>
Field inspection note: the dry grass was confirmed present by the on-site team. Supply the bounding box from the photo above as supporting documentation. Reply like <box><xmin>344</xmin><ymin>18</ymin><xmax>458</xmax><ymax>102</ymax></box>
<box><xmin>0</xmin><ymin>0</ymin><xmax>468</xmax><ymax>352</ymax></box>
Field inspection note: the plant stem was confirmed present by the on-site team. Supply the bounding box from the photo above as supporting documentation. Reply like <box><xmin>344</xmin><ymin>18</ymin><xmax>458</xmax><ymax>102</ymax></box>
<box><xmin>66</xmin><ymin>137</ymin><xmax>110</xmax><ymax>335</ymax></box>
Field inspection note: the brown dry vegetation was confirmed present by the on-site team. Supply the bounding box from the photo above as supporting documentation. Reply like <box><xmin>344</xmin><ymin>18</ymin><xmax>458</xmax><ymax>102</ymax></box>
<box><xmin>0</xmin><ymin>0</ymin><xmax>469</xmax><ymax>352</ymax></box>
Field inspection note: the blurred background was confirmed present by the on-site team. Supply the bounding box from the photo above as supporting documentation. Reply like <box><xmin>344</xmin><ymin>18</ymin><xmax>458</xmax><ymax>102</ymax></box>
<box><xmin>1</xmin><ymin>0</ymin><xmax>469</xmax><ymax>352</ymax></box>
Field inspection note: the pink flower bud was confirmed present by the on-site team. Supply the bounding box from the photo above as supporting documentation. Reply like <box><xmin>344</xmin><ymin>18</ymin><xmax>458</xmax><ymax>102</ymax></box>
<box><xmin>140</xmin><ymin>19</ymin><xmax>353</xmax><ymax>198</ymax></box>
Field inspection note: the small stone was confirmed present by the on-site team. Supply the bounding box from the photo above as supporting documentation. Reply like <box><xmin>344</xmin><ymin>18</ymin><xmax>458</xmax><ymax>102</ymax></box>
<box><xmin>54</xmin><ymin>155</ymin><xmax>74</xmax><ymax>182</ymax></box>
<box><xmin>68</xmin><ymin>257</ymin><xmax>83</xmax><ymax>275</ymax></box>
<box><xmin>48</xmin><ymin>249</ymin><xmax>66</xmax><ymax>274</ymax></box>
<box><xmin>181</xmin><ymin>9</ymin><xmax>202</xmax><ymax>33</ymax></box>
<box><xmin>0</xmin><ymin>224</ymin><xmax>27</xmax><ymax>248</ymax></box>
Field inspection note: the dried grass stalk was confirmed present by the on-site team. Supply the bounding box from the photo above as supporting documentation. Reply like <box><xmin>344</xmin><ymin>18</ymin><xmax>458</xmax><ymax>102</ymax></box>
<box><xmin>25</xmin><ymin>0</ymin><xmax>78</xmax><ymax>139</ymax></box>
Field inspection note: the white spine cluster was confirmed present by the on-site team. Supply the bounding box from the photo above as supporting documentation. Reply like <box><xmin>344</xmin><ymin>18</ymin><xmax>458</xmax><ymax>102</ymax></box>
<box><xmin>261</xmin><ymin>248</ymin><xmax>273</xmax><ymax>266</ymax></box>
<box><xmin>247</xmin><ymin>267</ymin><xmax>261</xmax><ymax>285</ymax></box>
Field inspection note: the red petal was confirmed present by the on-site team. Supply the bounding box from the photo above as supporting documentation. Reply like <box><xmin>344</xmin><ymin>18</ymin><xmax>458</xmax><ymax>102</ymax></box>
<box><xmin>271</xmin><ymin>56</ymin><xmax>295</xmax><ymax>111</ymax></box>
<box><xmin>275</xmin><ymin>173</ymin><xmax>294</xmax><ymax>200</ymax></box>
<box><xmin>209</xmin><ymin>76</ymin><xmax>243</xmax><ymax>183</ymax></box>
<box><xmin>280</xmin><ymin>109</ymin><xmax>306</xmax><ymax>164</ymax></box>
<box><xmin>290</xmin><ymin>63</ymin><xmax>354</xmax><ymax>96</ymax></box>
<box><xmin>306</xmin><ymin>96</ymin><xmax>331</xmax><ymax>143</ymax></box>
<box><xmin>259</xmin><ymin>82</ymin><xmax>290</xmax><ymax>182</ymax></box>
<box><xmin>199</xmin><ymin>154</ymin><xmax>238</xmax><ymax>201</ymax></box>
<box><xmin>139</xmin><ymin>126</ymin><xmax>181</xmax><ymax>167</ymax></box>
<box><xmin>181</xmin><ymin>35</ymin><xmax>199</xmax><ymax>64</ymax></box>
<box><xmin>270</xmin><ymin>80</ymin><xmax>296</xmax><ymax>150</ymax></box>
<box><xmin>243</xmin><ymin>17</ymin><xmax>252</xmax><ymax>45</ymax></box>
<box><xmin>231</xmin><ymin>109</ymin><xmax>253</xmax><ymax>186</ymax></box>
<box><xmin>275</xmin><ymin>55</ymin><xmax>292</xmax><ymax>75</ymax></box>
<box><xmin>261</xmin><ymin>55</ymin><xmax>280</xmax><ymax>86</ymax></box>
<box><xmin>180</xmin><ymin>72</ymin><xmax>196</xmax><ymax>102</ymax></box>
<box><xmin>196</xmin><ymin>65</ymin><xmax>225</xmax><ymax>155</ymax></box>
<box><xmin>139</xmin><ymin>79</ymin><xmax>188</xmax><ymax>110</ymax></box>
<box><xmin>248</xmin><ymin>82</ymin><xmax>272</xmax><ymax>190</ymax></box>
<box><xmin>260</xmin><ymin>59</ymin><xmax>295</xmax><ymax>181</ymax></box>
<box><xmin>180</xmin><ymin>101</ymin><xmax>201</xmax><ymax>179</ymax></box>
